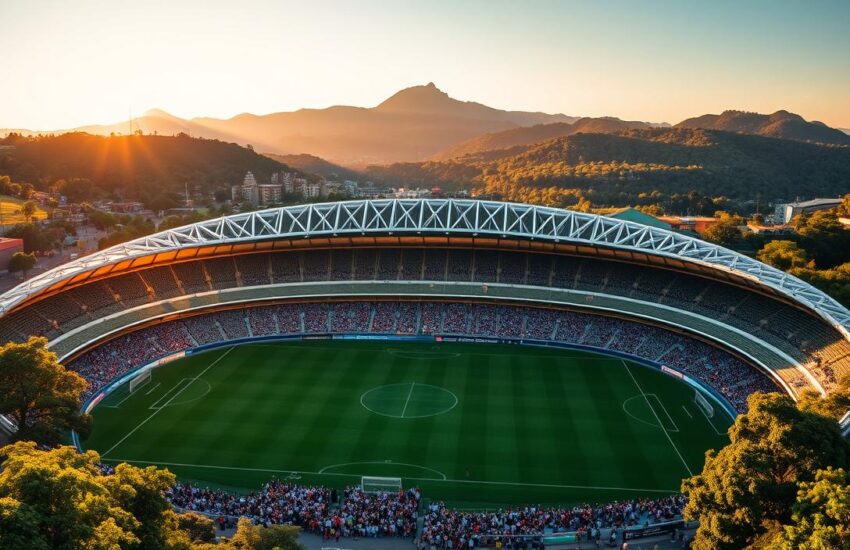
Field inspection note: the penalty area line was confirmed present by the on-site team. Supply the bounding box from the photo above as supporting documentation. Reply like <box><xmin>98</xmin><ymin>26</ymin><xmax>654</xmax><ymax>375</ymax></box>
<box><xmin>622</xmin><ymin>361</ymin><xmax>693</xmax><ymax>477</ymax></box>
<box><xmin>100</xmin><ymin>457</ymin><xmax>678</xmax><ymax>493</ymax></box>
<box><xmin>100</xmin><ymin>347</ymin><xmax>234</xmax><ymax>459</ymax></box>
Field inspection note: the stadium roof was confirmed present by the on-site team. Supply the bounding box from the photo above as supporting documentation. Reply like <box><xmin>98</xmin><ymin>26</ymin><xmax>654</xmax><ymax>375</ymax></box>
<box><xmin>2</xmin><ymin>198</ymin><xmax>850</xmax><ymax>337</ymax></box>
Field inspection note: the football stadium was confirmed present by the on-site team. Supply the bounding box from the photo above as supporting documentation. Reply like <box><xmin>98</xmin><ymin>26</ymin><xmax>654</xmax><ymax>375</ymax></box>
<box><xmin>2</xmin><ymin>198</ymin><xmax>850</xmax><ymax>542</ymax></box>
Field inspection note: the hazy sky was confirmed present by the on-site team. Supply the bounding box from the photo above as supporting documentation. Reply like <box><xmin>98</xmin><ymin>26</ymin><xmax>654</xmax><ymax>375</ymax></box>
<box><xmin>2</xmin><ymin>0</ymin><xmax>849</xmax><ymax>129</ymax></box>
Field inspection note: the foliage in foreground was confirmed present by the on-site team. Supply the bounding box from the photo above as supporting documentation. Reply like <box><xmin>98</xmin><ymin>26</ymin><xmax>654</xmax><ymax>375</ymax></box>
<box><xmin>0</xmin><ymin>442</ymin><xmax>304</xmax><ymax>549</ymax></box>
<box><xmin>0</xmin><ymin>337</ymin><xmax>90</xmax><ymax>445</ymax></box>
<box><xmin>682</xmin><ymin>387</ymin><xmax>850</xmax><ymax>550</ymax></box>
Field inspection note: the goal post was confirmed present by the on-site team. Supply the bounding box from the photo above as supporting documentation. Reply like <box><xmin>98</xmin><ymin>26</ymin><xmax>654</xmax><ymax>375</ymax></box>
<box><xmin>694</xmin><ymin>390</ymin><xmax>714</xmax><ymax>418</ymax></box>
<box><xmin>129</xmin><ymin>369</ymin><xmax>152</xmax><ymax>393</ymax></box>
<box><xmin>361</xmin><ymin>476</ymin><xmax>402</xmax><ymax>494</ymax></box>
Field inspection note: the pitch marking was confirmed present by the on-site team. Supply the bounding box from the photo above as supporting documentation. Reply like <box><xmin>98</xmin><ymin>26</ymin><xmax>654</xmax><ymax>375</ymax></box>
<box><xmin>145</xmin><ymin>382</ymin><xmax>162</xmax><ymax>395</ymax></box>
<box><xmin>318</xmin><ymin>460</ymin><xmax>447</xmax><ymax>480</ymax></box>
<box><xmin>101</xmin><ymin>347</ymin><xmax>234</xmax><ymax>458</ymax></box>
<box><xmin>150</xmin><ymin>379</ymin><xmax>194</xmax><ymax>410</ymax></box>
<box><xmin>681</xmin><ymin>405</ymin><xmax>693</xmax><ymax>418</ymax></box>
<box><xmin>621</xmin><ymin>395</ymin><xmax>662</xmax><ymax>429</ymax></box>
<box><xmin>622</xmin><ymin>361</ymin><xmax>693</xmax><ymax>476</ymax></box>
<box><xmin>695</xmin><ymin>399</ymin><xmax>727</xmax><ymax>435</ymax></box>
<box><xmin>650</xmin><ymin>394</ymin><xmax>680</xmax><ymax>433</ymax></box>
<box><xmin>106</xmin><ymin>384</ymin><xmax>140</xmax><ymax>408</ymax></box>
<box><xmin>360</xmin><ymin>383</ymin><xmax>458</xmax><ymax>419</ymax></box>
<box><xmin>102</xmin><ymin>458</ymin><xmax>677</xmax><ymax>493</ymax></box>
<box><xmin>400</xmin><ymin>382</ymin><xmax>416</xmax><ymax>418</ymax></box>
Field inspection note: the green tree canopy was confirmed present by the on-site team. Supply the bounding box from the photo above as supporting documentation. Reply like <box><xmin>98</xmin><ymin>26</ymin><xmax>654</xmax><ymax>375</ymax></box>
<box><xmin>703</xmin><ymin>211</ymin><xmax>745</xmax><ymax>247</ymax></box>
<box><xmin>0</xmin><ymin>442</ymin><xmax>204</xmax><ymax>550</ymax></box>
<box><xmin>52</xmin><ymin>178</ymin><xmax>98</xmax><ymax>203</ymax></box>
<box><xmin>4</xmin><ymin>223</ymin><xmax>55</xmax><ymax>253</ymax></box>
<box><xmin>225</xmin><ymin>518</ymin><xmax>304</xmax><ymax>550</ymax></box>
<box><xmin>7</xmin><ymin>251</ymin><xmax>36</xmax><ymax>276</ymax></box>
<box><xmin>0</xmin><ymin>337</ymin><xmax>90</xmax><ymax>445</ymax></box>
<box><xmin>682</xmin><ymin>392</ymin><xmax>850</xmax><ymax>550</ymax></box>
<box><xmin>794</xmin><ymin>210</ymin><xmax>850</xmax><ymax>268</ymax></box>
<box><xmin>773</xmin><ymin>467</ymin><xmax>850</xmax><ymax>549</ymax></box>
<box><xmin>756</xmin><ymin>240</ymin><xmax>812</xmax><ymax>271</ymax></box>
<box><xmin>19</xmin><ymin>201</ymin><xmax>37</xmax><ymax>223</ymax></box>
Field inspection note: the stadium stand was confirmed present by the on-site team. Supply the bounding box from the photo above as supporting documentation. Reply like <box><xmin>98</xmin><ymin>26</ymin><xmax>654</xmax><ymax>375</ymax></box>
<box><xmin>67</xmin><ymin>301</ymin><xmax>777</xmax><ymax>411</ymax></box>
<box><xmin>6</xmin><ymin>244</ymin><xmax>850</xmax><ymax>394</ymax></box>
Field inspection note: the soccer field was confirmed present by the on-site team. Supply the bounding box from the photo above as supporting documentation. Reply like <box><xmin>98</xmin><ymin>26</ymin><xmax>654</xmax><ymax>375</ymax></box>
<box><xmin>85</xmin><ymin>340</ymin><xmax>732</xmax><ymax>507</ymax></box>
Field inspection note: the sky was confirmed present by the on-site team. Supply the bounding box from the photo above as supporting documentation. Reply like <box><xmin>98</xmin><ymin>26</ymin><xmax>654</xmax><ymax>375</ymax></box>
<box><xmin>2</xmin><ymin>0</ymin><xmax>849</xmax><ymax>129</ymax></box>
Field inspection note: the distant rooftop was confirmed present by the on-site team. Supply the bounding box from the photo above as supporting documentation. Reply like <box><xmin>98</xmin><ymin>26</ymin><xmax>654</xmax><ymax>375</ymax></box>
<box><xmin>606</xmin><ymin>207</ymin><xmax>671</xmax><ymax>230</ymax></box>
<box><xmin>785</xmin><ymin>198</ymin><xmax>842</xmax><ymax>208</ymax></box>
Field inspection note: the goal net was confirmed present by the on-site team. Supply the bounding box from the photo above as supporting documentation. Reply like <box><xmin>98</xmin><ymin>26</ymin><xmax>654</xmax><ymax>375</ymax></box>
<box><xmin>694</xmin><ymin>390</ymin><xmax>714</xmax><ymax>418</ymax></box>
<box><xmin>361</xmin><ymin>476</ymin><xmax>402</xmax><ymax>494</ymax></box>
<box><xmin>129</xmin><ymin>369</ymin><xmax>152</xmax><ymax>393</ymax></box>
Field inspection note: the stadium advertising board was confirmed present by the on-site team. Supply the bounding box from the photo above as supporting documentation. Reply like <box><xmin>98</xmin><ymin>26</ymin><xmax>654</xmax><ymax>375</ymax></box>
<box><xmin>623</xmin><ymin>520</ymin><xmax>686</xmax><ymax>541</ymax></box>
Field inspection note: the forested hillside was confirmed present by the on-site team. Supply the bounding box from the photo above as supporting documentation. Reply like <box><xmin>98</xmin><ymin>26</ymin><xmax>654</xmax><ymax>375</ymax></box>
<box><xmin>676</xmin><ymin>110</ymin><xmax>850</xmax><ymax>145</ymax></box>
<box><xmin>264</xmin><ymin>153</ymin><xmax>360</xmax><ymax>181</ymax></box>
<box><xmin>367</xmin><ymin>128</ymin><xmax>850</xmax><ymax>213</ymax></box>
<box><xmin>0</xmin><ymin>132</ymin><xmax>294</xmax><ymax>208</ymax></box>
<box><xmin>431</xmin><ymin>117</ymin><xmax>655</xmax><ymax>161</ymax></box>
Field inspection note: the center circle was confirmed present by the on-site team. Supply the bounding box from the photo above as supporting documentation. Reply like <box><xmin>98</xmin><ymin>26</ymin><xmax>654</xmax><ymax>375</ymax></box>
<box><xmin>360</xmin><ymin>382</ymin><xmax>458</xmax><ymax>418</ymax></box>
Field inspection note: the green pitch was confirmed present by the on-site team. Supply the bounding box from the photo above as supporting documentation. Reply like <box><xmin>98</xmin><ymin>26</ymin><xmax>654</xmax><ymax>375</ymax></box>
<box><xmin>84</xmin><ymin>340</ymin><xmax>733</xmax><ymax>508</ymax></box>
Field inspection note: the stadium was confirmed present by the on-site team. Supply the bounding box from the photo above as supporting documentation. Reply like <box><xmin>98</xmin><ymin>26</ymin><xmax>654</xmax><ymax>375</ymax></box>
<box><xmin>2</xmin><ymin>198</ymin><xmax>850</xmax><ymax>539</ymax></box>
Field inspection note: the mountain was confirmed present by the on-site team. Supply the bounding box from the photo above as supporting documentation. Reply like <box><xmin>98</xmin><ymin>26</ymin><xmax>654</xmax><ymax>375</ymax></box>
<box><xmin>0</xmin><ymin>132</ymin><xmax>297</xmax><ymax>208</ymax></box>
<box><xmin>264</xmin><ymin>153</ymin><xmax>361</xmax><ymax>181</ymax></box>
<box><xmin>366</xmin><ymin>128</ymin><xmax>850</xmax><ymax>209</ymax></box>
<box><xmin>375</xmin><ymin>82</ymin><xmax>577</xmax><ymax>127</ymax></box>
<box><xmin>675</xmin><ymin>110</ymin><xmax>850</xmax><ymax>145</ymax></box>
<box><xmin>431</xmin><ymin>117</ymin><xmax>657</xmax><ymax>161</ymax></box>
<box><xmin>841</xmin><ymin>128</ymin><xmax>850</xmax><ymax>136</ymax></box>
<box><xmin>1</xmin><ymin>84</ymin><xmax>575</xmax><ymax>166</ymax></box>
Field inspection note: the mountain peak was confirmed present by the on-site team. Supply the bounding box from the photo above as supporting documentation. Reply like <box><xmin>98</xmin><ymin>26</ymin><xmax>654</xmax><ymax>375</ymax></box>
<box><xmin>375</xmin><ymin>83</ymin><xmax>454</xmax><ymax>113</ymax></box>
<box><xmin>675</xmin><ymin>109</ymin><xmax>849</xmax><ymax>145</ymax></box>
<box><xmin>141</xmin><ymin>108</ymin><xmax>180</xmax><ymax>120</ymax></box>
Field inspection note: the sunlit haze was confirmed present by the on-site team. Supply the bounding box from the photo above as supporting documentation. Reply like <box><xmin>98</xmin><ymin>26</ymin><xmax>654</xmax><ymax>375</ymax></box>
<box><xmin>2</xmin><ymin>0</ymin><xmax>849</xmax><ymax>129</ymax></box>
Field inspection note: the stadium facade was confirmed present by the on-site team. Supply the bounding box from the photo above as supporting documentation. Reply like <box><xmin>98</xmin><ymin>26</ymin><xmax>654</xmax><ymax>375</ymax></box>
<box><xmin>1</xmin><ymin>199</ymin><xmax>849</xmax><ymax>427</ymax></box>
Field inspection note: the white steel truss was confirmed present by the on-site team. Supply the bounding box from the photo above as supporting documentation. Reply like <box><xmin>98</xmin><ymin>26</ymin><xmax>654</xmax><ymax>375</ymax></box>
<box><xmin>2</xmin><ymin>199</ymin><xmax>849</xmax><ymax>336</ymax></box>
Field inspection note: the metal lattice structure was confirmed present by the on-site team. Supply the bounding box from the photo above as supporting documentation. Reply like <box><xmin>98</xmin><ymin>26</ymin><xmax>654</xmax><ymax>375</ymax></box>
<box><xmin>2</xmin><ymin>199</ymin><xmax>850</xmax><ymax>336</ymax></box>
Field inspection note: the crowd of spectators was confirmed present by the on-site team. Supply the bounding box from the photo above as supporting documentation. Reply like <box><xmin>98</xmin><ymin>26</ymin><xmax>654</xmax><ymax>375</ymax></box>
<box><xmin>69</xmin><ymin>301</ymin><xmax>778</xmax><ymax>411</ymax></box>
<box><xmin>164</xmin><ymin>480</ymin><xmax>419</xmax><ymax>539</ymax></box>
<box><xmin>421</xmin><ymin>495</ymin><xmax>687</xmax><ymax>548</ymax></box>
<box><xmin>97</xmin><ymin>463</ymin><xmax>687</xmax><ymax>546</ymax></box>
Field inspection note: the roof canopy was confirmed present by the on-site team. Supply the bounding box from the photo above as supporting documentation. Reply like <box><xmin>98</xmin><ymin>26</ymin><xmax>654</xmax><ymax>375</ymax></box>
<box><xmin>2</xmin><ymin>199</ymin><xmax>849</xmax><ymax>336</ymax></box>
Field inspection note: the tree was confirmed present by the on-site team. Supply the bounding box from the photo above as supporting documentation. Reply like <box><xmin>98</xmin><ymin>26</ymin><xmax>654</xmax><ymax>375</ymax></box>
<box><xmin>7</xmin><ymin>251</ymin><xmax>36</xmax><ymax>277</ymax></box>
<box><xmin>756</xmin><ymin>240</ymin><xmax>812</xmax><ymax>271</ymax></box>
<box><xmin>790</xmin><ymin>263</ymin><xmax>850</xmax><ymax>308</ymax></box>
<box><xmin>0</xmin><ymin>442</ymin><xmax>203</xmax><ymax>550</ymax></box>
<box><xmin>52</xmin><ymin>178</ymin><xmax>97</xmax><ymax>203</ymax></box>
<box><xmin>225</xmin><ymin>518</ymin><xmax>304</xmax><ymax>550</ymax></box>
<box><xmin>794</xmin><ymin>210</ymin><xmax>850</xmax><ymax>269</ymax></box>
<box><xmin>773</xmin><ymin>467</ymin><xmax>850</xmax><ymax>549</ymax></box>
<box><xmin>703</xmin><ymin>211</ymin><xmax>745</xmax><ymax>247</ymax></box>
<box><xmin>20</xmin><ymin>201</ymin><xmax>37</xmax><ymax>223</ymax></box>
<box><xmin>838</xmin><ymin>193</ymin><xmax>850</xmax><ymax>217</ymax></box>
<box><xmin>0</xmin><ymin>337</ymin><xmax>90</xmax><ymax>445</ymax></box>
<box><xmin>681</xmin><ymin>392</ymin><xmax>849</xmax><ymax>550</ymax></box>
<box><xmin>0</xmin><ymin>442</ymin><xmax>140</xmax><ymax>549</ymax></box>
<box><xmin>4</xmin><ymin>223</ymin><xmax>54</xmax><ymax>252</ymax></box>
<box><xmin>176</xmin><ymin>512</ymin><xmax>215</xmax><ymax>543</ymax></box>
<box><xmin>107</xmin><ymin>463</ymin><xmax>192</xmax><ymax>550</ymax></box>
<box><xmin>797</xmin><ymin>373</ymin><xmax>850</xmax><ymax>421</ymax></box>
